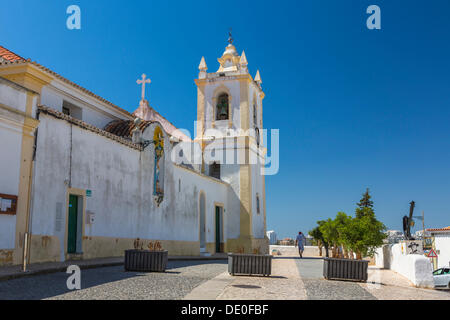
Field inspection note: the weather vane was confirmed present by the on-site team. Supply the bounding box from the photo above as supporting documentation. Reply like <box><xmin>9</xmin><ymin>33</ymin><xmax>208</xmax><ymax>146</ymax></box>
<box><xmin>228</xmin><ymin>28</ymin><xmax>233</xmax><ymax>45</ymax></box>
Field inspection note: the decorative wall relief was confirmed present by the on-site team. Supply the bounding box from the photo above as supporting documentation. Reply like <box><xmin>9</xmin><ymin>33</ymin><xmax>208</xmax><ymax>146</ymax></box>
<box><xmin>153</xmin><ymin>127</ymin><xmax>165</xmax><ymax>206</ymax></box>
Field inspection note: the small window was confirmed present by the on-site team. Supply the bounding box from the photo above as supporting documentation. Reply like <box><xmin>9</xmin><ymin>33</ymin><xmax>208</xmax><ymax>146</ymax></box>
<box><xmin>209</xmin><ymin>162</ymin><xmax>221</xmax><ymax>179</ymax></box>
<box><xmin>256</xmin><ymin>194</ymin><xmax>260</xmax><ymax>214</ymax></box>
<box><xmin>62</xmin><ymin>101</ymin><xmax>82</xmax><ymax>120</ymax></box>
<box><xmin>216</xmin><ymin>94</ymin><xmax>229</xmax><ymax>120</ymax></box>
<box><xmin>62</xmin><ymin>106</ymin><xmax>71</xmax><ymax>116</ymax></box>
<box><xmin>255</xmin><ymin>128</ymin><xmax>260</xmax><ymax>148</ymax></box>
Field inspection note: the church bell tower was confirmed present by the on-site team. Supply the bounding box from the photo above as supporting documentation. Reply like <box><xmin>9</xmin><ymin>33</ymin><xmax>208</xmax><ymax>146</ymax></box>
<box><xmin>194</xmin><ymin>33</ymin><xmax>268</xmax><ymax>254</ymax></box>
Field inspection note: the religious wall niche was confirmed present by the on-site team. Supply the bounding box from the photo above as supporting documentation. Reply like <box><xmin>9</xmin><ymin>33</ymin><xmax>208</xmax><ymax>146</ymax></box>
<box><xmin>153</xmin><ymin>127</ymin><xmax>165</xmax><ymax>206</ymax></box>
<box><xmin>216</xmin><ymin>93</ymin><xmax>229</xmax><ymax>120</ymax></box>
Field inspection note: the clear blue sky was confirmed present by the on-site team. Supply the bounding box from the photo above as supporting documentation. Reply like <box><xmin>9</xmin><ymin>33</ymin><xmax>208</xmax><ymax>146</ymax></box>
<box><xmin>2</xmin><ymin>0</ymin><xmax>450</xmax><ymax>238</ymax></box>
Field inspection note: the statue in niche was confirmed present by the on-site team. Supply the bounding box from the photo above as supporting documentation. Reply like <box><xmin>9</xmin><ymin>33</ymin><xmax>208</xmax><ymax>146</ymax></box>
<box><xmin>216</xmin><ymin>93</ymin><xmax>229</xmax><ymax>120</ymax></box>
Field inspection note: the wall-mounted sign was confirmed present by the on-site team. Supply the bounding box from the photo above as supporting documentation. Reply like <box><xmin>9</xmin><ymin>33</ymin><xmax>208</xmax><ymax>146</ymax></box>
<box><xmin>86</xmin><ymin>190</ymin><xmax>92</xmax><ymax>197</ymax></box>
<box><xmin>0</xmin><ymin>194</ymin><xmax>18</xmax><ymax>215</ymax></box>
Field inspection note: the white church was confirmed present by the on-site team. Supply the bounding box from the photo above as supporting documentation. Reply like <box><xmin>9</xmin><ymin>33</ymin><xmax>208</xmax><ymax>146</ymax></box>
<box><xmin>0</xmin><ymin>37</ymin><xmax>269</xmax><ymax>266</ymax></box>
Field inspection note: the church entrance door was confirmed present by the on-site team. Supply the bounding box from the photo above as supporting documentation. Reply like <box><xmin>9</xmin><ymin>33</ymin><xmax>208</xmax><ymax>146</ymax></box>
<box><xmin>215</xmin><ymin>206</ymin><xmax>223</xmax><ymax>253</ymax></box>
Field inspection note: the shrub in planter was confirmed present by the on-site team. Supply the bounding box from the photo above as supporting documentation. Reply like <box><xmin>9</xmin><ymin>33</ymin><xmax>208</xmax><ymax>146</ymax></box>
<box><xmin>310</xmin><ymin>188</ymin><xmax>387</xmax><ymax>281</ymax></box>
<box><xmin>124</xmin><ymin>239</ymin><xmax>168</xmax><ymax>272</ymax></box>
<box><xmin>323</xmin><ymin>257</ymin><xmax>369</xmax><ymax>282</ymax></box>
<box><xmin>228</xmin><ymin>252</ymin><xmax>272</xmax><ymax>276</ymax></box>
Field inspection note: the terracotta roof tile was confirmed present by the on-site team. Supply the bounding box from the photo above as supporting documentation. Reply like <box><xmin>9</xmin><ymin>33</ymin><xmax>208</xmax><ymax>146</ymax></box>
<box><xmin>426</xmin><ymin>226</ymin><xmax>450</xmax><ymax>232</ymax></box>
<box><xmin>0</xmin><ymin>45</ymin><xmax>25</xmax><ymax>62</ymax></box>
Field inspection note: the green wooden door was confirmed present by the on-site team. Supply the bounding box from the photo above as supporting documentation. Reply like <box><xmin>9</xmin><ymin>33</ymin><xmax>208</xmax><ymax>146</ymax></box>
<box><xmin>215</xmin><ymin>207</ymin><xmax>221</xmax><ymax>253</ymax></box>
<box><xmin>67</xmin><ymin>195</ymin><xmax>78</xmax><ymax>254</ymax></box>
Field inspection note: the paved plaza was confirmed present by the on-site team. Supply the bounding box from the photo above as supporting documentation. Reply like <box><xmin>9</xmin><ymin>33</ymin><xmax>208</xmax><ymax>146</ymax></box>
<box><xmin>0</xmin><ymin>255</ymin><xmax>449</xmax><ymax>300</ymax></box>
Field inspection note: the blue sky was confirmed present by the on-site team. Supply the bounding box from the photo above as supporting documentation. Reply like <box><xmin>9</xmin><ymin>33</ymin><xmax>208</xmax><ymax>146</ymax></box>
<box><xmin>2</xmin><ymin>1</ymin><xmax>450</xmax><ymax>238</ymax></box>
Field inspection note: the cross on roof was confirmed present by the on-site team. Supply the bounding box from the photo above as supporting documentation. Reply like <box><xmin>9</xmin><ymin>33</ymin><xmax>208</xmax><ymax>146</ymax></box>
<box><xmin>137</xmin><ymin>74</ymin><xmax>151</xmax><ymax>101</ymax></box>
<box><xmin>228</xmin><ymin>28</ymin><xmax>233</xmax><ymax>45</ymax></box>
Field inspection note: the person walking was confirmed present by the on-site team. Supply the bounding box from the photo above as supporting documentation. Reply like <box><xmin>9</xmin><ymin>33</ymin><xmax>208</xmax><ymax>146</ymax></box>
<box><xmin>295</xmin><ymin>231</ymin><xmax>306</xmax><ymax>258</ymax></box>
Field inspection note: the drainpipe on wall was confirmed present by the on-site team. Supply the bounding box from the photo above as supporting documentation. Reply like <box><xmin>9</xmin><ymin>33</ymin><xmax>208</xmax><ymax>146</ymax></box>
<box><xmin>22</xmin><ymin>150</ymin><xmax>35</xmax><ymax>272</ymax></box>
<box><xmin>22</xmin><ymin>107</ymin><xmax>40</xmax><ymax>272</ymax></box>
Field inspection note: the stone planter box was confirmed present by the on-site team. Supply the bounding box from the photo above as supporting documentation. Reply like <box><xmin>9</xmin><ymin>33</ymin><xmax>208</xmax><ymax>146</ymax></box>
<box><xmin>124</xmin><ymin>250</ymin><xmax>168</xmax><ymax>272</ymax></box>
<box><xmin>323</xmin><ymin>257</ymin><xmax>368</xmax><ymax>282</ymax></box>
<box><xmin>228</xmin><ymin>253</ymin><xmax>272</xmax><ymax>276</ymax></box>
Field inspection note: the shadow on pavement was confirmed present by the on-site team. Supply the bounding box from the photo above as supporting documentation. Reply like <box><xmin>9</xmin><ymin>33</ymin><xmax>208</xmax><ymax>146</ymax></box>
<box><xmin>0</xmin><ymin>259</ymin><xmax>228</xmax><ymax>300</ymax></box>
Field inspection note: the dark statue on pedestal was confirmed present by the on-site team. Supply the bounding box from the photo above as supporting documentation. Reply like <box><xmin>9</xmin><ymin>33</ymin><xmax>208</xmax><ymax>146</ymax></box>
<box><xmin>402</xmin><ymin>201</ymin><xmax>415</xmax><ymax>240</ymax></box>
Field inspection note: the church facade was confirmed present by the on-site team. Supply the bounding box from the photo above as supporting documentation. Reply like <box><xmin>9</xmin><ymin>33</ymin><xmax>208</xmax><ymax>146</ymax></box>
<box><xmin>0</xmin><ymin>39</ymin><xmax>268</xmax><ymax>266</ymax></box>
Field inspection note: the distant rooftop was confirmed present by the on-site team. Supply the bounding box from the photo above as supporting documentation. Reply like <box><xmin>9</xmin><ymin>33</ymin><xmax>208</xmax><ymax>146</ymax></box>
<box><xmin>426</xmin><ymin>226</ymin><xmax>450</xmax><ymax>233</ymax></box>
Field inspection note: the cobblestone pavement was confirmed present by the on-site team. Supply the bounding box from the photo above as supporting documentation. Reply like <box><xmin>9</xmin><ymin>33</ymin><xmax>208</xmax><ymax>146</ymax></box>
<box><xmin>215</xmin><ymin>256</ymin><xmax>306</xmax><ymax>300</ymax></box>
<box><xmin>0</xmin><ymin>260</ymin><xmax>227</xmax><ymax>300</ymax></box>
<box><xmin>295</xmin><ymin>258</ymin><xmax>377</xmax><ymax>300</ymax></box>
<box><xmin>1</xmin><ymin>257</ymin><xmax>449</xmax><ymax>300</ymax></box>
<box><xmin>186</xmin><ymin>256</ymin><xmax>450</xmax><ymax>300</ymax></box>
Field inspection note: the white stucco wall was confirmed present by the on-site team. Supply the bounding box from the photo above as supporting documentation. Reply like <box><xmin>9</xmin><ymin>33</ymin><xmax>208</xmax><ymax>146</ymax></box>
<box><xmin>41</xmin><ymin>81</ymin><xmax>130</xmax><ymax>129</ymax></box>
<box><xmin>0</xmin><ymin>125</ymin><xmax>21</xmax><ymax>249</ymax></box>
<box><xmin>434</xmin><ymin>233</ymin><xmax>450</xmax><ymax>268</ymax></box>
<box><xmin>221</xmin><ymin>163</ymin><xmax>241</xmax><ymax>239</ymax></box>
<box><xmin>375</xmin><ymin>244</ymin><xmax>435</xmax><ymax>288</ymax></box>
<box><xmin>0</xmin><ymin>82</ymin><xmax>28</xmax><ymax>113</ymax></box>
<box><xmin>40</xmin><ymin>86</ymin><xmax>63</xmax><ymax>113</ymax></box>
<box><xmin>172</xmin><ymin>165</ymin><xmax>229</xmax><ymax>244</ymax></box>
<box><xmin>31</xmin><ymin>114</ymin><xmax>231</xmax><ymax>260</ymax></box>
<box><xmin>249</xmin><ymin>83</ymin><xmax>263</xmax><ymax>130</ymax></box>
<box><xmin>0</xmin><ymin>80</ymin><xmax>31</xmax><ymax>249</ymax></box>
<box><xmin>251</xmin><ymin>160</ymin><xmax>265</xmax><ymax>238</ymax></box>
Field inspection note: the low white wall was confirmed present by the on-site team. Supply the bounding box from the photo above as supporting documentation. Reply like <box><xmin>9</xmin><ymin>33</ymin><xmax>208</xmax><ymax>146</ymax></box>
<box><xmin>270</xmin><ymin>245</ymin><xmax>321</xmax><ymax>257</ymax></box>
<box><xmin>434</xmin><ymin>234</ymin><xmax>450</xmax><ymax>268</ymax></box>
<box><xmin>375</xmin><ymin>244</ymin><xmax>434</xmax><ymax>288</ymax></box>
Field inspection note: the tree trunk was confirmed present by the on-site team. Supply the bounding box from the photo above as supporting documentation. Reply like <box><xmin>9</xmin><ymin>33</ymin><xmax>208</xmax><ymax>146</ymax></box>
<box><xmin>356</xmin><ymin>251</ymin><xmax>362</xmax><ymax>260</ymax></box>
<box><xmin>343</xmin><ymin>247</ymin><xmax>349</xmax><ymax>259</ymax></box>
<box><xmin>318</xmin><ymin>240</ymin><xmax>322</xmax><ymax>257</ymax></box>
<box><xmin>325</xmin><ymin>245</ymin><xmax>329</xmax><ymax>258</ymax></box>
<box><xmin>331</xmin><ymin>246</ymin><xmax>337</xmax><ymax>258</ymax></box>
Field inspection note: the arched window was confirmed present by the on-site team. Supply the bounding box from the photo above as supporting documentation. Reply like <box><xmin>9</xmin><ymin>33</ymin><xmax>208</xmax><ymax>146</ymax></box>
<box><xmin>256</xmin><ymin>194</ymin><xmax>260</xmax><ymax>214</ymax></box>
<box><xmin>253</xmin><ymin>101</ymin><xmax>257</xmax><ymax>127</ymax></box>
<box><xmin>255</xmin><ymin>127</ymin><xmax>260</xmax><ymax>148</ymax></box>
<box><xmin>216</xmin><ymin>93</ymin><xmax>229</xmax><ymax>120</ymax></box>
